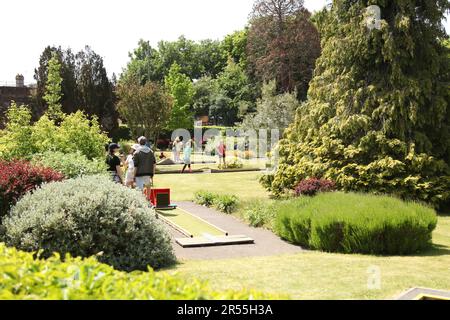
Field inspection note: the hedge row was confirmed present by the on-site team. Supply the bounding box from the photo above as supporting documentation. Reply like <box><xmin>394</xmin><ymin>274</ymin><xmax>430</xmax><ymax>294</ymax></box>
<box><xmin>275</xmin><ymin>192</ymin><xmax>437</xmax><ymax>255</ymax></box>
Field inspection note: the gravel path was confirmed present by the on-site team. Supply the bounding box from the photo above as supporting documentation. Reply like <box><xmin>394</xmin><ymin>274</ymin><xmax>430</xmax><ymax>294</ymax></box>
<box><xmin>164</xmin><ymin>201</ymin><xmax>303</xmax><ymax>261</ymax></box>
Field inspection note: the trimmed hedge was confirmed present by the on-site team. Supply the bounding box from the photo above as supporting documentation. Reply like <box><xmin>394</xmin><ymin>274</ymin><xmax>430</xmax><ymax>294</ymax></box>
<box><xmin>0</xmin><ymin>244</ymin><xmax>280</xmax><ymax>300</ymax></box>
<box><xmin>275</xmin><ymin>192</ymin><xmax>437</xmax><ymax>255</ymax></box>
<box><xmin>4</xmin><ymin>176</ymin><xmax>176</xmax><ymax>271</ymax></box>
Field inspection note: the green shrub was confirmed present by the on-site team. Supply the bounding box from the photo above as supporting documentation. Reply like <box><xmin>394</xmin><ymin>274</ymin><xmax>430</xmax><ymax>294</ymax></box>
<box><xmin>243</xmin><ymin>201</ymin><xmax>276</xmax><ymax>228</ymax></box>
<box><xmin>274</xmin><ymin>192</ymin><xmax>437</xmax><ymax>255</ymax></box>
<box><xmin>0</xmin><ymin>244</ymin><xmax>281</xmax><ymax>300</ymax></box>
<box><xmin>213</xmin><ymin>194</ymin><xmax>239</xmax><ymax>214</ymax></box>
<box><xmin>259</xmin><ymin>173</ymin><xmax>275</xmax><ymax>192</ymax></box>
<box><xmin>0</xmin><ymin>106</ymin><xmax>108</xmax><ymax>160</ymax></box>
<box><xmin>219</xmin><ymin>158</ymin><xmax>244</xmax><ymax>169</ymax></box>
<box><xmin>194</xmin><ymin>191</ymin><xmax>239</xmax><ymax>214</ymax></box>
<box><xmin>32</xmin><ymin>151</ymin><xmax>107</xmax><ymax>179</ymax></box>
<box><xmin>4</xmin><ymin>176</ymin><xmax>176</xmax><ymax>272</ymax></box>
<box><xmin>194</xmin><ymin>191</ymin><xmax>216</xmax><ymax>207</ymax></box>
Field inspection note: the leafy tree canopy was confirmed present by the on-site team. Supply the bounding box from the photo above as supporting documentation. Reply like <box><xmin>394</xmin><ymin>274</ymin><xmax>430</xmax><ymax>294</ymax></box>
<box><xmin>270</xmin><ymin>0</ymin><xmax>450</xmax><ymax>210</ymax></box>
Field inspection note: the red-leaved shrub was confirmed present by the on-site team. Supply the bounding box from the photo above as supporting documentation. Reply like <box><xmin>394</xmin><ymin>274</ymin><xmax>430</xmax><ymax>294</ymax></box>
<box><xmin>0</xmin><ymin>160</ymin><xmax>64</xmax><ymax>218</ymax></box>
<box><xmin>294</xmin><ymin>178</ymin><xmax>336</xmax><ymax>197</ymax></box>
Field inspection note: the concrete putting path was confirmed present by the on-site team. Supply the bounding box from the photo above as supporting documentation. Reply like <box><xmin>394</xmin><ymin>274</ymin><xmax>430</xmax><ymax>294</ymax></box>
<box><xmin>164</xmin><ymin>201</ymin><xmax>303</xmax><ymax>260</ymax></box>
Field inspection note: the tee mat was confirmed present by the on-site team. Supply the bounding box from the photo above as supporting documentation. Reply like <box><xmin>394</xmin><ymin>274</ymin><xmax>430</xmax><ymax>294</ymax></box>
<box><xmin>155</xmin><ymin>206</ymin><xmax>254</xmax><ymax>248</ymax></box>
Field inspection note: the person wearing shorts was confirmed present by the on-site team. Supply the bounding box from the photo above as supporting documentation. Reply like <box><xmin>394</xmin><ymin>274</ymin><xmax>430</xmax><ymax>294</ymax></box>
<box><xmin>133</xmin><ymin>137</ymin><xmax>156</xmax><ymax>191</ymax></box>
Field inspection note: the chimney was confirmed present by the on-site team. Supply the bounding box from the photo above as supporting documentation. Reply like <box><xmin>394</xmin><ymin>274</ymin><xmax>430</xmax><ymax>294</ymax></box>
<box><xmin>15</xmin><ymin>74</ymin><xmax>24</xmax><ymax>87</ymax></box>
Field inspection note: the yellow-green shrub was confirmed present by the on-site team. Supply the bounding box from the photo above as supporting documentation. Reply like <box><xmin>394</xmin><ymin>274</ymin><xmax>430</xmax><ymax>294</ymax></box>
<box><xmin>0</xmin><ymin>244</ymin><xmax>279</xmax><ymax>300</ymax></box>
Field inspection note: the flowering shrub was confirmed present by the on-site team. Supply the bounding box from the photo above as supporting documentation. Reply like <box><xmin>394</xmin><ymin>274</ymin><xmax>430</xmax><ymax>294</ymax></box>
<box><xmin>294</xmin><ymin>178</ymin><xmax>336</xmax><ymax>197</ymax></box>
<box><xmin>0</xmin><ymin>160</ymin><xmax>64</xmax><ymax>218</ymax></box>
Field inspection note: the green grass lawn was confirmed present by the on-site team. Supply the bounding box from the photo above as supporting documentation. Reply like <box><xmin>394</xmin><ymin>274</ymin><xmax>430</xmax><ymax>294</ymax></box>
<box><xmin>154</xmin><ymin>171</ymin><xmax>269</xmax><ymax>202</ymax></box>
<box><xmin>157</xmin><ymin>171</ymin><xmax>450</xmax><ymax>300</ymax></box>
<box><xmin>166</xmin><ymin>216</ymin><xmax>450</xmax><ymax>300</ymax></box>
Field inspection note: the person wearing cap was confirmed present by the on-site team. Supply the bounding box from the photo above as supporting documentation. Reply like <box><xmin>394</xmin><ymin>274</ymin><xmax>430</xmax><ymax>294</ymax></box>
<box><xmin>133</xmin><ymin>137</ymin><xmax>156</xmax><ymax>190</ymax></box>
<box><xmin>106</xmin><ymin>143</ymin><xmax>124</xmax><ymax>184</ymax></box>
<box><xmin>125</xmin><ymin>143</ymin><xmax>140</xmax><ymax>188</ymax></box>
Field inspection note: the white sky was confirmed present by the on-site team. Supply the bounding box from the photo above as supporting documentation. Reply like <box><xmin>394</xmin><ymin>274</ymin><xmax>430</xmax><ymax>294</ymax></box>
<box><xmin>0</xmin><ymin>0</ymin><xmax>448</xmax><ymax>84</ymax></box>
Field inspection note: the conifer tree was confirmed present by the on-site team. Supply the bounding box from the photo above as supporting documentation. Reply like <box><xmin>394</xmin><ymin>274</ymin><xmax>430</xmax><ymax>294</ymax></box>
<box><xmin>270</xmin><ymin>0</ymin><xmax>450</xmax><ymax>209</ymax></box>
<box><xmin>43</xmin><ymin>52</ymin><xmax>64</xmax><ymax>121</ymax></box>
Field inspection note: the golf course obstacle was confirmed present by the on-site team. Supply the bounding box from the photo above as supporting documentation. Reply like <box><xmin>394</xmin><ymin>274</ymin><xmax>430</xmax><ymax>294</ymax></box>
<box><xmin>396</xmin><ymin>288</ymin><xmax>450</xmax><ymax>300</ymax></box>
<box><xmin>144</xmin><ymin>187</ymin><xmax>177</xmax><ymax>210</ymax></box>
<box><xmin>145</xmin><ymin>187</ymin><xmax>254</xmax><ymax>248</ymax></box>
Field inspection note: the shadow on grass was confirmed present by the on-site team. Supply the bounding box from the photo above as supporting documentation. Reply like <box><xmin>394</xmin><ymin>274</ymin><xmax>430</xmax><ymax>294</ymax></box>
<box><xmin>413</xmin><ymin>244</ymin><xmax>450</xmax><ymax>257</ymax></box>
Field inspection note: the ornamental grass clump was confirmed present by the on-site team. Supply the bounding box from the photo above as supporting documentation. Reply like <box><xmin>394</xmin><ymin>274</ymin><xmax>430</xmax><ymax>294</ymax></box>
<box><xmin>3</xmin><ymin>175</ymin><xmax>176</xmax><ymax>272</ymax></box>
<box><xmin>275</xmin><ymin>192</ymin><xmax>437</xmax><ymax>255</ymax></box>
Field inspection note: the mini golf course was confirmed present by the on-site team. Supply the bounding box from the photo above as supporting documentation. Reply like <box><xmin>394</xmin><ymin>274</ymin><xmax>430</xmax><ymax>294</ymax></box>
<box><xmin>155</xmin><ymin>207</ymin><xmax>254</xmax><ymax>248</ymax></box>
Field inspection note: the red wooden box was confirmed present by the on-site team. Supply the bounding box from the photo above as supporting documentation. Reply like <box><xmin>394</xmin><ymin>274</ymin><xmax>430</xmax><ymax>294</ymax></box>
<box><xmin>144</xmin><ymin>188</ymin><xmax>172</xmax><ymax>208</ymax></box>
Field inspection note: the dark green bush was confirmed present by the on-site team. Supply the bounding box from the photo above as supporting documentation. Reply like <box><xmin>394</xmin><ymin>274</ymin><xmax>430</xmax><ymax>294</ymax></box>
<box><xmin>4</xmin><ymin>176</ymin><xmax>176</xmax><ymax>271</ymax></box>
<box><xmin>275</xmin><ymin>192</ymin><xmax>437</xmax><ymax>255</ymax></box>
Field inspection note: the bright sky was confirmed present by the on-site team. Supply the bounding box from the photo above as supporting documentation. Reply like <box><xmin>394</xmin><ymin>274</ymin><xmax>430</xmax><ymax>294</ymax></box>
<box><xmin>0</xmin><ymin>0</ymin><xmax>448</xmax><ymax>84</ymax></box>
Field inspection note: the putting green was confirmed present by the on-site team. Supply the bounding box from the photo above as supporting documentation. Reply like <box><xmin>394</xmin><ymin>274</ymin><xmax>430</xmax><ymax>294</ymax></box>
<box><xmin>156</xmin><ymin>208</ymin><xmax>226</xmax><ymax>238</ymax></box>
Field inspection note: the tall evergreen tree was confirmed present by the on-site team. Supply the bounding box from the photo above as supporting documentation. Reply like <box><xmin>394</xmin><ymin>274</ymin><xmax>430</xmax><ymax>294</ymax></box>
<box><xmin>43</xmin><ymin>52</ymin><xmax>64</xmax><ymax>121</ymax></box>
<box><xmin>271</xmin><ymin>0</ymin><xmax>450</xmax><ymax>210</ymax></box>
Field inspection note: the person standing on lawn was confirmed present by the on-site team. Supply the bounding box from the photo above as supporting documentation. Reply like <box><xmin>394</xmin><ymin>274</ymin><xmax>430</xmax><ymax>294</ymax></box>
<box><xmin>133</xmin><ymin>137</ymin><xmax>156</xmax><ymax>191</ymax></box>
<box><xmin>106</xmin><ymin>143</ymin><xmax>124</xmax><ymax>184</ymax></box>
<box><xmin>174</xmin><ymin>137</ymin><xmax>184</xmax><ymax>163</ymax></box>
<box><xmin>125</xmin><ymin>144</ymin><xmax>140</xmax><ymax>188</ymax></box>
<box><xmin>217</xmin><ymin>140</ymin><xmax>227</xmax><ymax>168</ymax></box>
<box><xmin>181</xmin><ymin>139</ymin><xmax>194</xmax><ymax>173</ymax></box>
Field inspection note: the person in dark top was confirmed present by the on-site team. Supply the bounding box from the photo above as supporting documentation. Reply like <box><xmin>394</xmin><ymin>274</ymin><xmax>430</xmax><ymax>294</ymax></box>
<box><xmin>106</xmin><ymin>143</ymin><xmax>124</xmax><ymax>184</ymax></box>
<box><xmin>133</xmin><ymin>137</ymin><xmax>156</xmax><ymax>190</ymax></box>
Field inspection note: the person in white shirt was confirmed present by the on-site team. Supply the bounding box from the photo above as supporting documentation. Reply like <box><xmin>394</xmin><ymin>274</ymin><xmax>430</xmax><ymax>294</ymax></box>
<box><xmin>173</xmin><ymin>137</ymin><xmax>183</xmax><ymax>163</ymax></box>
<box><xmin>125</xmin><ymin>144</ymin><xmax>140</xmax><ymax>188</ymax></box>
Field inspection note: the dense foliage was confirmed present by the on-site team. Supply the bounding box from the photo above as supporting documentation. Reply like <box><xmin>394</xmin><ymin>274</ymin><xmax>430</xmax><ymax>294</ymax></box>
<box><xmin>0</xmin><ymin>160</ymin><xmax>64</xmax><ymax>218</ymax></box>
<box><xmin>0</xmin><ymin>104</ymin><xmax>109</xmax><ymax>160</ymax></box>
<box><xmin>271</xmin><ymin>0</ymin><xmax>450</xmax><ymax>210</ymax></box>
<box><xmin>34</xmin><ymin>46</ymin><xmax>118</xmax><ymax>132</ymax></box>
<box><xmin>117</xmin><ymin>79</ymin><xmax>172</xmax><ymax>143</ymax></box>
<box><xmin>241</xmin><ymin>81</ymin><xmax>299</xmax><ymax>132</ymax></box>
<box><xmin>247</xmin><ymin>0</ymin><xmax>321</xmax><ymax>99</ymax></box>
<box><xmin>164</xmin><ymin>63</ymin><xmax>195</xmax><ymax>130</ymax></box>
<box><xmin>4</xmin><ymin>176</ymin><xmax>176</xmax><ymax>272</ymax></box>
<box><xmin>0</xmin><ymin>244</ymin><xmax>278</xmax><ymax>300</ymax></box>
<box><xmin>275</xmin><ymin>192</ymin><xmax>437</xmax><ymax>255</ymax></box>
<box><xmin>32</xmin><ymin>151</ymin><xmax>107</xmax><ymax>179</ymax></box>
<box><xmin>43</xmin><ymin>52</ymin><xmax>64</xmax><ymax>121</ymax></box>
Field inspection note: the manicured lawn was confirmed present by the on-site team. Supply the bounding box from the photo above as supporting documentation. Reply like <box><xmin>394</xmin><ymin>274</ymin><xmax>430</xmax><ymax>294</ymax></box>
<box><xmin>154</xmin><ymin>171</ymin><xmax>269</xmax><ymax>201</ymax></box>
<box><xmin>166</xmin><ymin>216</ymin><xmax>450</xmax><ymax>300</ymax></box>
<box><xmin>157</xmin><ymin>171</ymin><xmax>450</xmax><ymax>300</ymax></box>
